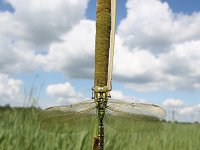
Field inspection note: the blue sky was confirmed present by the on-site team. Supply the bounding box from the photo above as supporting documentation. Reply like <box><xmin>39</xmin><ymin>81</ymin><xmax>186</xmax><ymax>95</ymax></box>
<box><xmin>0</xmin><ymin>0</ymin><xmax>200</xmax><ymax>122</ymax></box>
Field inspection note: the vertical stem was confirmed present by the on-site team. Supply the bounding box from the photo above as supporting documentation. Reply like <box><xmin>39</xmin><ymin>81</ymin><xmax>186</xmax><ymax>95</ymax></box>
<box><xmin>94</xmin><ymin>0</ymin><xmax>111</xmax><ymax>87</ymax></box>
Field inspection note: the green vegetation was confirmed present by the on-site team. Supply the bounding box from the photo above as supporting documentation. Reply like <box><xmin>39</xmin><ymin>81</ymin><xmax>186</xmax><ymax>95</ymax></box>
<box><xmin>0</xmin><ymin>107</ymin><xmax>200</xmax><ymax>150</ymax></box>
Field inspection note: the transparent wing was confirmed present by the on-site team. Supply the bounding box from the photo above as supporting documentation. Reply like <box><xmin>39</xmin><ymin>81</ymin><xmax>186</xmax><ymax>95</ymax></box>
<box><xmin>105</xmin><ymin>99</ymin><xmax>167</xmax><ymax>133</ymax></box>
<box><xmin>39</xmin><ymin>100</ymin><xmax>97</xmax><ymax>133</ymax></box>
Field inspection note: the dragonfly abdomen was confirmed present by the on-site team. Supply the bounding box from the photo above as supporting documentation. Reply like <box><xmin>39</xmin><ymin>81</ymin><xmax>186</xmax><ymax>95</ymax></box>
<box><xmin>98</xmin><ymin>121</ymin><xmax>104</xmax><ymax>150</ymax></box>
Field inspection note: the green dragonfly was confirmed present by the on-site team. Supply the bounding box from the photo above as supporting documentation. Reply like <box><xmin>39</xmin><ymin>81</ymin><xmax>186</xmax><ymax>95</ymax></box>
<box><xmin>40</xmin><ymin>86</ymin><xmax>166</xmax><ymax>149</ymax></box>
<box><xmin>40</xmin><ymin>97</ymin><xmax>166</xmax><ymax>134</ymax></box>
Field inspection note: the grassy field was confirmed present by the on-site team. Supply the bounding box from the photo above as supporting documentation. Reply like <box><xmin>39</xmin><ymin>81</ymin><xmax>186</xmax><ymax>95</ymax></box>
<box><xmin>0</xmin><ymin>107</ymin><xmax>200</xmax><ymax>150</ymax></box>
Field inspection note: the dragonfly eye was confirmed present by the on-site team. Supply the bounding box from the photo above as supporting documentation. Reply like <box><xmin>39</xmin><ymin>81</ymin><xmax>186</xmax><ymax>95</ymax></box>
<box><xmin>102</xmin><ymin>86</ymin><xmax>108</xmax><ymax>92</ymax></box>
<box><xmin>94</xmin><ymin>86</ymin><xmax>101</xmax><ymax>92</ymax></box>
<box><xmin>94</xmin><ymin>86</ymin><xmax>107</xmax><ymax>92</ymax></box>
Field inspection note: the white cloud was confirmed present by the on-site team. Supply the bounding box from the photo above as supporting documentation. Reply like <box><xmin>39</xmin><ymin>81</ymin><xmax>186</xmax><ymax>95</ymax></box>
<box><xmin>163</xmin><ymin>98</ymin><xmax>184</xmax><ymax>107</ymax></box>
<box><xmin>178</xmin><ymin>104</ymin><xmax>200</xmax><ymax>122</ymax></box>
<box><xmin>110</xmin><ymin>90</ymin><xmax>126</xmax><ymax>99</ymax></box>
<box><xmin>46</xmin><ymin>82</ymin><xmax>85</xmax><ymax>104</ymax></box>
<box><xmin>179</xmin><ymin>106</ymin><xmax>195</xmax><ymax>115</ymax></box>
<box><xmin>162</xmin><ymin>99</ymin><xmax>200</xmax><ymax>122</ymax></box>
<box><xmin>111</xmin><ymin>0</ymin><xmax>200</xmax><ymax>91</ymax></box>
<box><xmin>36</xmin><ymin>19</ymin><xmax>95</xmax><ymax>78</ymax></box>
<box><xmin>159</xmin><ymin>40</ymin><xmax>200</xmax><ymax>90</ymax></box>
<box><xmin>0</xmin><ymin>73</ymin><xmax>23</xmax><ymax>106</ymax></box>
<box><xmin>0</xmin><ymin>0</ymin><xmax>89</xmax><ymax>75</ymax></box>
<box><xmin>118</xmin><ymin>0</ymin><xmax>200</xmax><ymax>53</ymax></box>
<box><xmin>0</xmin><ymin>12</ymin><xmax>36</xmax><ymax>74</ymax></box>
<box><xmin>195</xmin><ymin>104</ymin><xmax>200</xmax><ymax>109</ymax></box>
<box><xmin>6</xmin><ymin>0</ymin><xmax>89</xmax><ymax>48</ymax></box>
<box><xmin>124</xmin><ymin>82</ymin><xmax>160</xmax><ymax>92</ymax></box>
<box><xmin>179</xmin><ymin>104</ymin><xmax>200</xmax><ymax>115</ymax></box>
<box><xmin>113</xmin><ymin>37</ymin><xmax>200</xmax><ymax>91</ymax></box>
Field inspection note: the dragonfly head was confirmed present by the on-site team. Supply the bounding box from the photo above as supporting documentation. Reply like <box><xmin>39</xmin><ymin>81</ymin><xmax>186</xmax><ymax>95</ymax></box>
<box><xmin>94</xmin><ymin>86</ymin><xmax>109</xmax><ymax>100</ymax></box>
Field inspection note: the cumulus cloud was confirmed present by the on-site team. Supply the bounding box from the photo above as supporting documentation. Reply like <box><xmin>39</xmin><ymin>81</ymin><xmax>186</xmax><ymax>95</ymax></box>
<box><xmin>177</xmin><ymin>104</ymin><xmax>200</xmax><ymax>122</ymax></box>
<box><xmin>36</xmin><ymin>19</ymin><xmax>95</xmax><ymax>78</ymax></box>
<box><xmin>0</xmin><ymin>12</ymin><xmax>36</xmax><ymax>74</ymax></box>
<box><xmin>118</xmin><ymin>40</ymin><xmax>200</xmax><ymax>91</ymax></box>
<box><xmin>110</xmin><ymin>90</ymin><xmax>126</xmax><ymax>99</ymax></box>
<box><xmin>0</xmin><ymin>73</ymin><xmax>23</xmax><ymax>106</ymax></box>
<box><xmin>46</xmin><ymin>82</ymin><xmax>85</xmax><ymax>104</ymax></box>
<box><xmin>179</xmin><ymin>104</ymin><xmax>200</xmax><ymax>114</ymax></box>
<box><xmin>179</xmin><ymin>106</ymin><xmax>195</xmax><ymax>115</ymax></box>
<box><xmin>118</xmin><ymin>0</ymin><xmax>200</xmax><ymax>53</ymax></box>
<box><xmin>6</xmin><ymin>0</ymin><xmax>89</xmax><ymax>48</ymax></box>
<box><xmin>111</xmin><ymin>0</ymin><xmax>200</xmax><ymax>91</ymax></box>
<box><xmin>163</xmin><ymin>98</ymin><xmax>184</xmax><ymax>107</ymax></box>
<box><xmin>0</xmin><ymin>0</ymin><xmax>89</xmax><ymax>75</ymax></box>
<box><xmin>162</xmin><ymin>99</ymin><xmax>200</xmax><ymax>122</ymax></box>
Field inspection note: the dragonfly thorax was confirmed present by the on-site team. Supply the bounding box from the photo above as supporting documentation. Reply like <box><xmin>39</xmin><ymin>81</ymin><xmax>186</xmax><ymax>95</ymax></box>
<box><xmin>94</xmin><ymin>86</ymin><xmax>108</xmax><ymax>109</ymax></box>
<box><xmin>94</xmin><ymin>86</ymin><xmax>108</xmax><ymax>120</ymax></box>
<box><xmin>94</xmin><ymin>86</ymin><xmax>109</xmax><ymax>100</ymax></box>
<box><xmin>94</xmin><ymin>86</ymin><xmax>109</xmax><ymax>99</ymax></box>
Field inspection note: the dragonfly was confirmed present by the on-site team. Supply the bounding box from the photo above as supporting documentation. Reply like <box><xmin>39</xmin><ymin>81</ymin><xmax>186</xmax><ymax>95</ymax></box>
<box><xmin>40</xmin><ymin>97</ymin><xmax>166</xmax><ymax>133</ymax></box>
<box><xmin>40</xmin><ymin>0</ymin><xmax>166</xmax><ymax>150</ymax></box>
<box><xmin>40</xmin><ymin>86</ymin><xmax>166</xmax><ymax>149</ymax></box>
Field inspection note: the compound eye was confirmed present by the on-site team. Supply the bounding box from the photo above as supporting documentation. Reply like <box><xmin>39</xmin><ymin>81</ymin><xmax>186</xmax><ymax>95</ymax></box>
<box><xmin>94</xmin><ymin>86</ymin><xmax>103</xmax><ymax>92</ymax></box>
<box><xmin>102</xmin><ymin>86</ymin><xmax>108</xmax><ymax>92</ymax></box>
<box><xmin>94</xmin><ymin>86</ymin><xmax>99</xmax><ymax>92</ymax></box>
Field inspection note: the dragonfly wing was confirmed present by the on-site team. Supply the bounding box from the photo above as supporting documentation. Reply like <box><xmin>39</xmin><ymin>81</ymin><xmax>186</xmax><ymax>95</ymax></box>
<box><xmin>105</xmin><ymin>99</ymin><xmax>166</xmax><ymax>133</ymax></box>
<box><xmin>40</xmin><ymin>100</ymin><xmax>97</xmax><ymax>133</ymax></box>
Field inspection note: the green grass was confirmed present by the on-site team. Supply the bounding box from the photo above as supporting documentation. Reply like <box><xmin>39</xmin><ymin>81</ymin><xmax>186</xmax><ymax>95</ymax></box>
<box><xmin>0</xmin><ymin>108</ymin><xmax>200</xmax><ymax>150</ymax></box>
